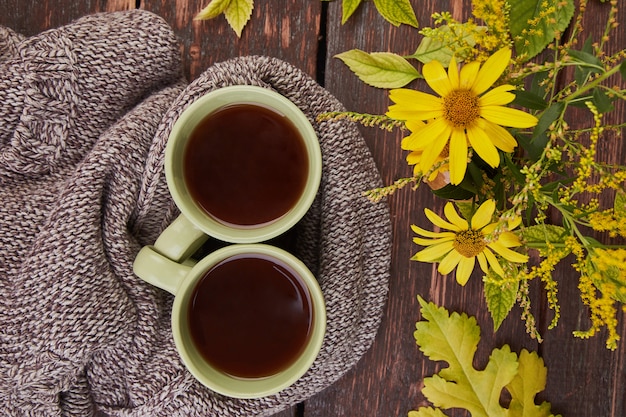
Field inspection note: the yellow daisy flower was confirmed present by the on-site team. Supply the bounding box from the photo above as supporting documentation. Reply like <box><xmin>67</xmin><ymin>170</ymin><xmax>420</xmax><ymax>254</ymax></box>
<box><xmin>411</xmin><ymin>200</ymin><xmax>528</xmax><ymax>285</ymax></box>
<box><xmin>387</xmin><ymin>48</ymin><xmax>538</xmax><ymax>185</ymax></box>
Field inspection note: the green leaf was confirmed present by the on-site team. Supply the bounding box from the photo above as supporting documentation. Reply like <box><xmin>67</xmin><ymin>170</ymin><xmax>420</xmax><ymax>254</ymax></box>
<box><xmin>620</xmin><ymin>60</ymin><xmax>626</xmax><ymax>80</ymax></box>
<box><xmin>533</xmin><ymin>102</ymin><xmax>565</xmax><ymax>138</ymax></box>
<box><xmin>408</xmin><ymin>408</ymin><xmax>450</xmax><ymax>417</ymax></box>
<box><xmin>507</xmin><ymin>350</ymin><xmax>556</xmax><ymax>417</ymax></box>
<box><xmin>614</xmin><ymin>190</ymin><xmax>626</xmax><ymax>216</ymax></box>
<box><xmin>512</xmin><ymin>90</ymin><xmax>548</xmax><ymax>111</ymax></box>
<box><xmin>431</xmin><ymin>183</ymin><xmax>477</xmax><ymax>201</ymax></box>
<box><xmin>484</xmin><ymin>272</ymin><xmax>520</xmax><ymax>331</ymax></box>
<box><xmin>341</xmin><ymin>0</ymin><xmax>363</xmax><ymax>24</ymax></box>
<box><xmin>592</xmin><ymin>88</ymin><xmax>614</xmax><ymax>114</ymax></box>
<box><xmin>196</xmin><ymin>0</ymin><xmax>232</xmax><ymax>19</ymax></box>
<box><xmin>372</xmin><ymin>0</ymin><xmax>419</xmax><ymax>28</ymax></box>
<box><xmin>568</xmin><ymin>49</ymin><xmax>603</xmax><ymax>70</ymax></box>
<box><xmin>195</xmin><ymin>0</ymin><xmax>253</xmax><ymax>37</ymax></box>
<box><xmin>520</xmin><ymin>224</ymin><xmax>567</xmax><ymax>245</ymax></box>
<box><xmin>224</xmin><ymin>0</ymin><xmax>254</xmax><ymax>37</ymax></box>
<box><xmin>335</xmin><ymin>49</ymin><xmax>421</xmax><ymax>88</ymax></box>
<box><xmin>509</xmin><ymin>0</ymin><xmax>575</xmax><ymax>60</ymax></box>
<box><xmin>414</xmin><ymin>297</ymin><xmax>560</xmax><ymax>417</ymax></box>
<box><xmin>407</xmin><ymin>24</ymin><xmax>481</xmax><ymax>66</ymax></box>
<box><xmin>415</xmin><ymin>297</ymin><xmax>518</xmax><ymax>417</ymax></box>
<box><xmin>574</xmin><ymin>38</ymin><xmax>601</xmax><ymax>85</ymax></box>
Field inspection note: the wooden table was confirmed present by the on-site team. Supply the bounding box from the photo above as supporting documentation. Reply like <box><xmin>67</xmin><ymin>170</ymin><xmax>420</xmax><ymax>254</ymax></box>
<box><xmin>2</xmin><ymin>0</ymin><xmax>625</xmax><ymax>415</ymax></box>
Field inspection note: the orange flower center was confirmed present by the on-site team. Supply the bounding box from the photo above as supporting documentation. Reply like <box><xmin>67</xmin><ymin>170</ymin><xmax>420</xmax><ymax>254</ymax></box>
<box><xmin>443</xmin><ymin>89</ymin><xmax>480</xmax><ymax>128</ymax></box>
<box><xmin>453</xmin><ymin>229</ymin><xmax>487</xmax><ymax>258</ymax></box>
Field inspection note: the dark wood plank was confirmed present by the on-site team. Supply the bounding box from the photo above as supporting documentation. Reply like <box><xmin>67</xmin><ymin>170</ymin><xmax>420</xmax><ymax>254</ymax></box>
<box><xmin>537</xmin><ymin>1</ymin><xmax>626</xmax><ymax>415</ymax></box>
<box><xmin>0</xmin><ymin>0</ymin><xmax>135</xmax><ymax>36</ymax></box>
<box><xmin>309</xmin><ymin>0</ymin><xmax>623</xmax><ymax>416</ymax></box>
<box><xmin>141</xmin><ymin>0</ymin><xmax>322</xmax><ymax>81</ymax></box>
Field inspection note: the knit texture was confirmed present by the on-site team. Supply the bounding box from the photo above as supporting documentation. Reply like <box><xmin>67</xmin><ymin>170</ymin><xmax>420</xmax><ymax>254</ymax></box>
<box><xmin>0</xmin><ymin>10</ymin><xmax>392</xmax><ymax>417</ymax></box>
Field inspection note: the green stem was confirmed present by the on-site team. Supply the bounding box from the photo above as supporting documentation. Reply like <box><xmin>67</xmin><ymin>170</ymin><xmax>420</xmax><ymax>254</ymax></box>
<box><xmin>564</xmin><ymin>64</ymin><xmax>622</xmax><ymax>103</ymax></box>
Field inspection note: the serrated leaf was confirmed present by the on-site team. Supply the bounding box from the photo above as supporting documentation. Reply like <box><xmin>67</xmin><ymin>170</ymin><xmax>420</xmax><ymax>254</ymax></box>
<box><xmin>507</xmin><ymin>350</ymin><xmax>555</xmax><ymax>417</ymax></box>
<box><xmin>484</xmin><ymin>272</ymin><xmax>519</xmax><ymax>331</ymax></box>
<box><xmin>341</xmin><ymin>0</ymin><xmax>364</xmax><ymax>24</ymax></box>
<box><xmin>509</xmin><ymin>0</ymin><xmax>575</xmax><ymax>60</ymax></box>
<box><xmin>196</xmin><ymin>0</ymin><xmax>232</xmax><ymax>20</ymax></box>
<box><xmin>335</xmin><ymin>49</ymin><xmax>421</xmax><ymax>88</ymax></box>
<box><xmin>223</xmin><ymin>0</ymin><xmax>254</xmax><ymax>37</ymax></box>
<box><xmin>372</xmin><ymin>0</ymin><xmax>418</xmax><ymax>28</ymax></box>
<box><xmin>415</xmin><ymin>297</ymin><xmax>518</xmax><ymax>417</ymax></box>
<box><xmin>408</xmin><ymin>407</ymin><xmax>450</xmax><ymax>417</ymax></box>
<box><xmin>408</xmin><ymin>24</ymin><xmax>481</xmax><ymax>66</ymax></box>
<box><xmin>414</xmin><ymin>298</ymin><xmax>559</xmax><ymax>417</ymax></box>
<box><xmin>520</xmin><ymin>224</ymin><xmax>567</xmax><ymax>245</ymax></box>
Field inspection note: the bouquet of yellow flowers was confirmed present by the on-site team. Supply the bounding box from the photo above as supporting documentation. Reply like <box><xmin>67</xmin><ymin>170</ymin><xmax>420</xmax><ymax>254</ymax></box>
<box><xmin>324</xmin><ymin>0</ymin><xmax>626</xmax><ymax>350</ymax></box>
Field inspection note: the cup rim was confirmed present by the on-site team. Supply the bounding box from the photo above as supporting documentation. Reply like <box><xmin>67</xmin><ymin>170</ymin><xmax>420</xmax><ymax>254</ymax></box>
<box><xmin>171</xmin><ymin>244</ymin><xmax>326</xmax><ymax>399</ymax></box>
<box><xmin>165</xmin><ymin>85</ymin><xmax>322</xmax><ymax>244</ymax></box>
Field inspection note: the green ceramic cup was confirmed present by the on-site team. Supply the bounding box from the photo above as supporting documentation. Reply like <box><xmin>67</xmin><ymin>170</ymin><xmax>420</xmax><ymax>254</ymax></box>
<box><xmin>158</xmin><ymin>85</ymin><xmax>322</xmax><ymax>261</ymax></box>
<box><xmin>133</xmin><ymin>243</ymin><xmax>326</xmax><ymax>399</ymax></box>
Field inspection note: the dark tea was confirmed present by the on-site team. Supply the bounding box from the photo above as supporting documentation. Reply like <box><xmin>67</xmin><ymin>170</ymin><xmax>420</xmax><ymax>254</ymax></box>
<box><xmin>183</xmin><ymin>103</ymin><xmax>309</xmax><ymax>227</ymax></box>
<box><xmin>187</xmin><ymin>254</ymin><xmax>314</xmax><ymax>378</ymax></box>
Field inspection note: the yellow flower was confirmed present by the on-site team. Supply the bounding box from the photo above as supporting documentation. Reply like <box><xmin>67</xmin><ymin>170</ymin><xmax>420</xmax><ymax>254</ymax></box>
<box><xmin>403</xmin><ymin>120</ymin><xmax>449</xmax><ymax>182</ymax></box>
<box><xmin>411</xmin><ymin>200</ymin><xmax>528</xmax><ymax>285</ymax></box>
<box><xmin>387</xmin><ymin>48</ymin><xmax>538</xmax><ymax>185</ymax></box>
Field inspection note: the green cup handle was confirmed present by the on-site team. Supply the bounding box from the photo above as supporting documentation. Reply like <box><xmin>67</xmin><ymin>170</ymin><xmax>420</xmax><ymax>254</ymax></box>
<box><xmin>154</xmin><ymin>214</ymin><xmax>208</xmax><ymax>262</ymax></box>
<box><xmin>133</xmin><ymin>214</ymin><xmax>207</xmax><ymax>295</ymax></box>
<box><xmin>133</xmin><ymin>246</ymin><xmax>195</xmax><ymax>295</ymax></box>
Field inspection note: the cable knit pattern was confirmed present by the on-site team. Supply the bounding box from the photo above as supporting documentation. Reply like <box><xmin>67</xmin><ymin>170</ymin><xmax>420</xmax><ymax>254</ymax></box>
<box><xmin>0</xmin><ymin>10</ymin><xmax>392</xmax><ymax>417</ymax></box>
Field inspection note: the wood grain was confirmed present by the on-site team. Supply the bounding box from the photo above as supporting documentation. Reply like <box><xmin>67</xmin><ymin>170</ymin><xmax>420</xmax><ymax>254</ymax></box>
<box><xmin>2</xmin><ymin>0</ymin><xmax>626</xmax><ymax>415</ymax></box>
<box><xmin>141</xmin><ymin>0</ymin><xmax>322</xmax><ymax>80</ymax></box>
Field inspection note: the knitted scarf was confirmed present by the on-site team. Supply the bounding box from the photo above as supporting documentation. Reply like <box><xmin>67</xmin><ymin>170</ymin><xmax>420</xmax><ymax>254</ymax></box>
<box><xmin>0</xmin><ymin>10</ymin><xmax>391</xmax><ymax>416</ymax></box>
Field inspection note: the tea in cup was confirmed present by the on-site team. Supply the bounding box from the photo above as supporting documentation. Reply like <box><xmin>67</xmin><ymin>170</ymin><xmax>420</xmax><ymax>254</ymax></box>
<box><xmin>156</xmin><ymin>85</ymin><xmax>322</xmax><ymax>262</ymax></box>
<box><xmin>133</xmin><ymin>244</ymin><xmax>326</xmax><ymax>398</ymax></box>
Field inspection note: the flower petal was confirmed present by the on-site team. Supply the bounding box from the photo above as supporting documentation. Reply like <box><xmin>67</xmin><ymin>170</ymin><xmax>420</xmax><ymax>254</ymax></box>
<box><xmin>406</xmin><ymin>119</ymin><xmax>426</xmax><ymax>132</ymax></box>
<box><xmin>444</xmin><ymin>202</ymin><xmax>469</xmax><ymax>229</ymax></box>
<box><xmin>480</xmin><ymin>105</ymin><xmax>538</xmax><ymax>128</ymax></box>
<box><xmin>419</xmin><ymin>126</ymin><xmax>451</xmax><ymax>173</ymax></box>
<box><xmin>449</xmin><ymin>128</ymin><xmax>468</xmax><ymax>185</ymax></box>
<box><xmin>448</xmin><ymin>56</ymin><xmax>460</xmax><ymax>89</ymax></box>
<box><xmin>425</xmin><ymin>207</ymin><xmax>463</xmax><ymax>231</ymax></box>
<box><xmin>459</xmin><ymin>61</ymin><xmax>480</xmax><ymax>90</ymax></box>
<box><xmin>496</xmin><ymin>231</ymin><xmax>522</xmax><ymax>248</ymax></box>
<box><xmin>411</xmin><ymin>117</ymin><xmax>451</xmax><ymax>150</ymax></box>
<box><xmin>423</xmin><ymin>59</ymin><xmax>454</xmax><ymax>97</ymax></box>
<box><xmin>456</xmin><ymin>256</ymin><xmax>475</xmax><ymax>285</ymax></box>
<box><xmin>479</xmin><ymin>84</ymin><xmax>516</xmax><ymax>106</ymax></box>
<box><xmin>413</xmin><ymin>241</ymin><xmax>455</xmax><ymax>262</ymax></box>
<box><xmin>479</xmin><ymin>119</ymin><xmax>517</xmax><ymax>152</ymax></box>
<box><xmin>438</xmin><ymin>250</ymin><xmax>463</xmax><ymax>275</ymax></box>
<box><xmin>387</xmin><ymin>89</ymin><xmax>444</xmax><ymax>121</ymax></box>
<box><xmin>467</xmin><ymin>124</ymin><xmax>500</xmax><ymax>167</ymax></box>
<box><xmin>483</xmin><ymin>247</ymin><xmax>505</xmax><ymax>277</ymax></box>
<box><xmin>472</xmin><ymin>48</ymin><xmax>511</xmax><ymax>95</ymax></box>
<box><xmin>471</xmin><ymin>200</ymin><xmax>496</xmax><ymax>230</ymax></box>
<box><xmin>401</xmin><ymin>131</ymin><xmax>424</xmax><ymax>150</ymax></box>
<box><xmin>488</xmin><ymin>241</ymin><xmax>529</xmax><ymax>263</ymax></box>
<box><xmin>413</xmin><ymin>236</ymin><xmax>455</xmax><ymax>246</ymax></box>
<box><xmin>411</xmin><ymin>224</ymin><xmax>456</xmax><ymax>238</ymax></box>
<box><xmin>476</xmin><ymin>252</ymin><xmax>489</xmax><ymax>273</ymax></box>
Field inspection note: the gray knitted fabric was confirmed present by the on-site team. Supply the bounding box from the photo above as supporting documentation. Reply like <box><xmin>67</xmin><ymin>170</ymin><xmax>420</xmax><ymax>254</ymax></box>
<box><xmin>0</xmin><ymin>10</ymin><xmax>392</xmax><ymax>417</ymax></box>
